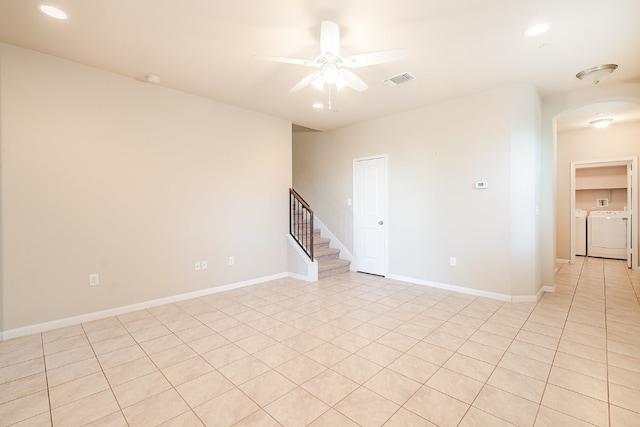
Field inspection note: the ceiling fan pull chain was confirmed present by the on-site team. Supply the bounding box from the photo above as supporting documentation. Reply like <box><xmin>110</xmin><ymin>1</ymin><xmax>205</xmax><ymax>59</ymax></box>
<box><xmin>328</xmin><ymin>84</ymin><xmax>333</xmax><ymax>111</ymax></box>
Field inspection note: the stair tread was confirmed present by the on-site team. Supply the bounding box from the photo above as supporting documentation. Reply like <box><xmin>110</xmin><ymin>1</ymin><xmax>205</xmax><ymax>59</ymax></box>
<box><xmin>315</xmin><ymin>247</ymin><xmax>340</xmax><ymax>256</ymax></box>
<box><xmin>317</xmin><ymin>258</ymin><xmax>351</xmax><ymax>271</ymax></box>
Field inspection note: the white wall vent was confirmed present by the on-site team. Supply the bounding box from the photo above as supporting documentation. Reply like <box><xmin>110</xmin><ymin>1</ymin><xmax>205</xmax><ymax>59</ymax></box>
<box><xmin>383</xmin><ymin>72</ymin><xmax>415</xmax><ymax>87</ymax></box>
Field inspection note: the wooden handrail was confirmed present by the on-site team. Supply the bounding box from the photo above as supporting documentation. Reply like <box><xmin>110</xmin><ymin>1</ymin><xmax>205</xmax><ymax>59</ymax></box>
<box><xmin>290</xmin><ymin>188</ymin><xmax>312</xmax><ymax>211</ymax></box>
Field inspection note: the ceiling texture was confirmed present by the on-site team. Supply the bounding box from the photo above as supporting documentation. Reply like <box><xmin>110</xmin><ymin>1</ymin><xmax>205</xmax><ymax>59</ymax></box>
<box><xmin>1</xmin><ymin>0</ymin><xmax>640</xmax><ymax>132</ymax></box>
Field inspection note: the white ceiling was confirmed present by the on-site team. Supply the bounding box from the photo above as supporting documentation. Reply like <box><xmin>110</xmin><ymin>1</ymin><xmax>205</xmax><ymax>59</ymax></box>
<box><xmin>556</xmin><ymin>101</ymin><xmax>640</xmax><ymax>133</ymax></box>
<box><xmin>1</xmin><ymin>0</ymin><xmax>640</xmax><ymax>132</ymax></box>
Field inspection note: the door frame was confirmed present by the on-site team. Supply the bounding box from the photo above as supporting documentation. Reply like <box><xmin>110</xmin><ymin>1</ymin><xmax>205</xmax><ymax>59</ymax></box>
<box><xmin>570</xmin><ymin>156</ymin><xmax>638</xmax><ymax>269</ymax></box>
<box><xmin>353</xmin><ymin>154</ymin><xmax>389</xmax><ymax>276</ymax></box>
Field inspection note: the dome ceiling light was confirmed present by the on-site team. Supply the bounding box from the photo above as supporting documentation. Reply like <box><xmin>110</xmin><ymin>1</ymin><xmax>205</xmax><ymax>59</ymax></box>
<box><xmin>576</xmin><ymin>64</ymin><xmax>618</xmax><ymax>84</ymax></box>
<box><xmin>590</xmin><ymin>118</ymin><xmax>613</xmax><ymax>128</ymax></box>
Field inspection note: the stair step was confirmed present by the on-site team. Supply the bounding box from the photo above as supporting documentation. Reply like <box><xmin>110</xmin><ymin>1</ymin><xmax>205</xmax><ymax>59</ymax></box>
<box><xmin>314</xmin><ymin>246</ymin><xmax>340</xmax><ymax>261</ymax></box>
<box><xmin>313</xmin><ymin>237</ymin><xmax>330</xmax><ymax>249</ymax></box>
<box><xmin>318</xmin><ymin>258</ymin><xmax>351</xmax><ymax>279</ymax></box>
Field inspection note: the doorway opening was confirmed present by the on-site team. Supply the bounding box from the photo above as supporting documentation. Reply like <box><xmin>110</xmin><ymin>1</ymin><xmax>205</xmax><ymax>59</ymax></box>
<box><xmin>569</xmin><ymin>158</ymin><xmax>637</xmax><ymax>268</ymax></box>
<box><xmin>553</xmin><ymin>99</ymin><xmax>640</xmax><ymax>271</ymax></box>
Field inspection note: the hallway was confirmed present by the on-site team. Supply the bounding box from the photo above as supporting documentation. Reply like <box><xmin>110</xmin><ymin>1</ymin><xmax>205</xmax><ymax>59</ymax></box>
<box><xmin>541</xmin><ymin>257</ymin><xmax>640</xmax><ymax>425</ymax></box>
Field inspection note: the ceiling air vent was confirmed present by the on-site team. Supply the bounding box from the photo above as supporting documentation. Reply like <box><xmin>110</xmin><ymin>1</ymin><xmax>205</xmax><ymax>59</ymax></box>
<box><xmin>383</xmin><ymin>72</ymin><xmax>415</xmax><ymax>87</ymax></box>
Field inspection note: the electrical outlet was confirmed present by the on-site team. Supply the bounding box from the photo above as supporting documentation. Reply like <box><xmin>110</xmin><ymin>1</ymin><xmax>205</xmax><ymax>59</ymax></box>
<box><xmin>450</xmin><ymin>257</ymin><xmax>457</xmax><ymax>267</ymax></box>
<box><xmin>228</xmin><ymin>256</ymin><xmax>234</xmax><ymax>266</ymax></box>
<box><xmin>89</xmin><ymin>273</ymin><xmax>99</xmax><ymax>286</ymax></box>
<box><xmin>201</xmin><ymin>260</ymin><xmax>207</xmax><ymax>270</ymax></box>
<box><xmin>195</xmin><ymin>261</ymin><xmax>201</xmax><ymax>271</ymax></box>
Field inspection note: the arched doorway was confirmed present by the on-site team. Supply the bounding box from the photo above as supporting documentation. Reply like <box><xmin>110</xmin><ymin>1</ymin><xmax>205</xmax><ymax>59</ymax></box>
<box><xmin>553</xmin><ymin>100</ymin><xmax>640</xmax><ymax>271</ymax></box>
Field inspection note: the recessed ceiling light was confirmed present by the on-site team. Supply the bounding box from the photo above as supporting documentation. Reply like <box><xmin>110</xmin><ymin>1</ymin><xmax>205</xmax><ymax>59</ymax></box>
<box><xmin>525</xmin><ymin>23</ymin><xmax>550</xmax><ymax>36</ymax></box>
<box><xmin>39</xmin><ymin>5</ymin><xmax>68</xmax><ymax>19</ymax></box>
<box><xmin>590</xmin><ymin>118</ymin><xmax>613</xmax><ymax>128</ymax></box>
<box><xmin>312</xmin><ymin>103</ymin><xmax>324</xmax><ymax>109</ymax></box>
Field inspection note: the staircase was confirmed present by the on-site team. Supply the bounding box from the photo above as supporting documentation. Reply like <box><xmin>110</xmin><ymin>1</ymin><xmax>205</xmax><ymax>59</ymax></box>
<box><xmin>311</xmin><ymin>227</ymin><xmax>351</xmax><ymax>279</ymax></box>
<box><xmin>289</xmin><ymin>188</ymin><xmax>350</xmax><ymax>280</ymax></box>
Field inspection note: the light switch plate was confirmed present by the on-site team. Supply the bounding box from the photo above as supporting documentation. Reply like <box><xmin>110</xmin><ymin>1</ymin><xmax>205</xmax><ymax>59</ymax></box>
<box><xmin>89</xmin><ymin>273</ymin><xmax>99</xmax><ymax>286</ymax></box>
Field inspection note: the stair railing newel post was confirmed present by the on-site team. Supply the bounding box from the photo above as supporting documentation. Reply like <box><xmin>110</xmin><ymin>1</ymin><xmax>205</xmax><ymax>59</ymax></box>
<box><xmin>309</xmin><ymin>210</ymin><xmax>314</xmax><ymax>261</ymax></box>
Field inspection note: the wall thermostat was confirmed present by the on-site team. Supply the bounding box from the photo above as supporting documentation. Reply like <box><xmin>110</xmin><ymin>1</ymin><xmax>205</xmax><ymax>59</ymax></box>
<box><xmin>475</xmin><ymin>180</ymin><xmax>489</xmax><ymax>189</ymax></box>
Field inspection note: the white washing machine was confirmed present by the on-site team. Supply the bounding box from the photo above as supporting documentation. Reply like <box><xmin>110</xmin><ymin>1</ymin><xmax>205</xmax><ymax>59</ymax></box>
<box><xmin>587</xmin><ymin>210</ymin><xmax>628</xmax><ymax>260</ymax></box>
<box><xmin>575</xmin><ymin>209</ymin><xmax>587</xmax><ymax>256</ymax></box>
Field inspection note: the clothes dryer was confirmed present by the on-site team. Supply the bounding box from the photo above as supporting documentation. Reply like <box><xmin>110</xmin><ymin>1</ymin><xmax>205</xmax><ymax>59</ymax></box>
<box><xmin>587</xmin><ymin>210</ymin><xmax>628</xmax><ymax>260</ymax></box>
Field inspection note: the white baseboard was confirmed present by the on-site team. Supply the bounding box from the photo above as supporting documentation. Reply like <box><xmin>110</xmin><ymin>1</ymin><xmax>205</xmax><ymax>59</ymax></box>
<box><xmin>287</xmin><ymin>272</ymin><xmax>312</xmax><ymax>281</ymax></box>
<box><xmin>513</xmin><ymin>285</ymin><xmax>545</xmax><ymax>303</ymax></box>
<box><xmin>387</xmin><ymin>274</ymin><xmax>540</xmax><ymax>303</ymax></box>
<box><xmin>314</xmin><ymin>216</ymin><xmax>354</xmax><ymax>270</ymax></box>
<box><xmin>555</xmin><ymin>258</ymin><xmax>571</xmax><ymax>264</ymax></box>
<box><xmin>1</xmin><ymin>272</ymin><xmax>294</xmax><ymax>341</ymax></box>
<box><xmin>2</xmin><ymin>269</ymin><xmax>557</xmax><ymax>341</ymax></box>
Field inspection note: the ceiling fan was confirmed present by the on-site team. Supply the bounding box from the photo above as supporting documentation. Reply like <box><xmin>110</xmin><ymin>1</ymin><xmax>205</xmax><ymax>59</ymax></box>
<box><xmin>256</xmin><ymin>21</ymin><xmax>406</xmax><ymax>92</ymax></box>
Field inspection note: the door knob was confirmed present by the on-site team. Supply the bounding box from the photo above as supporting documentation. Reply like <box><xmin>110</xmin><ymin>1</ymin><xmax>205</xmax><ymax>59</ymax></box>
<box><xmin>378</xmin><ymin>221</ymin><xmax>384</xmax><ymax>225</ymax></box>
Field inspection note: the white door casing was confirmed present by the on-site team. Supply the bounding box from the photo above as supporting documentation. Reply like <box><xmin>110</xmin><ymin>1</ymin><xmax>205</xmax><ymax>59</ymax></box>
<box><xmin>353</xmin><ymin>155</ymin><xmax>387</xmax><ymax>276</ymax></box>
<box><xmin>570</xmin><ymin>157</ymin><xmax>638</xmax><ymax>270</ymax></box>
<box><xmin>628</xmin><ymin>161</ymin><xmax>634</xmax><ymax>268</ymax></box>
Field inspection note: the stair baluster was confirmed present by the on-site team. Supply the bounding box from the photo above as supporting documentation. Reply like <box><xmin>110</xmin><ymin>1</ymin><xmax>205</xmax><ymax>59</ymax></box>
<box><xmin>289</xmin><ymin>188</ymin><xmax>314</xmax><ymax>261</ymax></box>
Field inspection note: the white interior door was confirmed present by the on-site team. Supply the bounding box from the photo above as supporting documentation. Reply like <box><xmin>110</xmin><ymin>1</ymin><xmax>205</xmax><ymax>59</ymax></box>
<box><xmin>354</xmin><ymin>156</ymin><xmax>387</xmax><ymax>276</ymax></box>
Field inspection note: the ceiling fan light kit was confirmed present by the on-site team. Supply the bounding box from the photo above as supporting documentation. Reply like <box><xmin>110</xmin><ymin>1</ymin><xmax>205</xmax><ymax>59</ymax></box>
<box><xmin>256</xmin><ymin>21</ymin><xmax>406</xmax><ymax>93</ymax></box>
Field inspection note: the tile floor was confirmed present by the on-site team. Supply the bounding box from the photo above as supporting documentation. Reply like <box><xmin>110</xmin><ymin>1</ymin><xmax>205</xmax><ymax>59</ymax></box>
<box><xmin>1</xmin><ymin>257</ymin><xmax>639</xmax><ymax>426</ymax></box>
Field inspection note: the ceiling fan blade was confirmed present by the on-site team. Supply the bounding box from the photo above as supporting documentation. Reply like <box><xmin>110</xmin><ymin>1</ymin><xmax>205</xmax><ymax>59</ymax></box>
<box><xmin>320</xmin><ymin>21</ymin><xmax>340</xmax><ymax>55</ymax></box>
<box><xmin>340</xmin><ymin>69</ymin><xmax>368</xmax><ymax>92</ymax></box>
<box><xmin>291</xmin><ymin>70</ymin><xmax>322</xmax><ymax>92</ymax></box>
<box><xmin>254</xmin><ymin>55</ymin><xmax>316</xmax><ymax>67</ymax></box>
<box><xmin>343</xmin><ymin>49</ymin><xmax>407</xmax><ymax>68</ymax></box>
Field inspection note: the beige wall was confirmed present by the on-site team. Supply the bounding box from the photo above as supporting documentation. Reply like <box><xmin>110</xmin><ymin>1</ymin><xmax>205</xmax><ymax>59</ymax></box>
<box><xmin>0</xmin><ymin>44</ymin><xmax>292</xmax><ymax>331</ymax></box>
<box><xmin>294</xmin><ymin>85</ymin><xmax>541</xmax><ymax>298</ymax></box>
<box><xmin>555</xmin><ymin>122</ymin><xmax>640</xmax><ymax>260</ymax></box>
